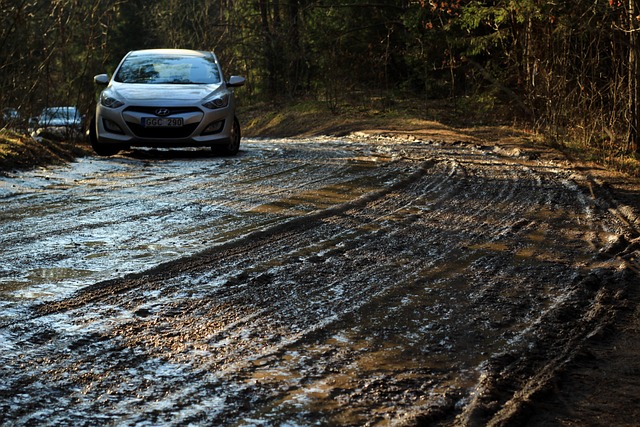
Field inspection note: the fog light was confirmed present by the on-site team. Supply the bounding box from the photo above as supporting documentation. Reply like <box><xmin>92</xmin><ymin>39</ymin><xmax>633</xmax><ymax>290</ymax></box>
<box><xmin>202</xmin><ymin>120</ymin><xmax>225</xmax><ymax>135</ymax></box>
<box><xmin>103</xmin><ymin>118</ymin><xmax>124</xmax><ymax>134</ymax></box>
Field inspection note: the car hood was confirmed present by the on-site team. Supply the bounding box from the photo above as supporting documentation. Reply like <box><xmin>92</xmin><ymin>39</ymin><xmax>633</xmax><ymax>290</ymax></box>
<box><xmin>111</xmin><ymin>82</ymin><xmax>223</xmax><ymax>102</ymax></box>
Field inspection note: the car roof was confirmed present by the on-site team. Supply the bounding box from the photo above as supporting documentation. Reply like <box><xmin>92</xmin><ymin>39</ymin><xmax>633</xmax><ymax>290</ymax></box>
<box><xmin>126</xmin><ymin>49</ymin><xmax>213</xmax><ymax>58</ymax></box>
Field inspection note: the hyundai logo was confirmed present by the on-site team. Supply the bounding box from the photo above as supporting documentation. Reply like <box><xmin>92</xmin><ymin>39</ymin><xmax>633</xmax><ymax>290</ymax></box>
<box><xmin>155</xmin><ymin>108</ymin><xmax>171</xmax><ymax>117</ymax></box>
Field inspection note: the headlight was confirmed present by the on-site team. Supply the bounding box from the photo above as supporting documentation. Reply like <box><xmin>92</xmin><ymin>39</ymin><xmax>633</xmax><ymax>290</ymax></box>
<box><xmin>202</xmin><ymin>93</ymin><xmax>229</xmax><ymax>109</ymax></box>
<box><xmin>100</xmin><ymin>93</ymin><xmax>124</xmax><ymax>109</ymax></box>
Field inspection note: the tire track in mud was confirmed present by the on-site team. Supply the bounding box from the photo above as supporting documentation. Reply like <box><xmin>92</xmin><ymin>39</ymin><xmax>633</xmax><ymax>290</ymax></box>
<box><xmin>1</xmin><ymin>139</ymin><xmax>638</xmax><ymax>426</ymax></box>
<box><xmin>0</xmin><ymin>157</ymin><xmax>440</xmax><ymax>427</ymax></box>
<box><xmin>0</xmin><ymin>140</ymin><xmax>386</xmax><ymax>305</ymax></box>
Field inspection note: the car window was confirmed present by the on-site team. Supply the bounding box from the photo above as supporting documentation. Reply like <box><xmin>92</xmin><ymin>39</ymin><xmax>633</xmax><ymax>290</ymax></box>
<box><xmin>114</xmin><ymin>54</ymin><xmax>221</xmax><ymax>84</ymax></box>
<box><xmin>42</xmin><ymin>108</ymin><xmax>76</xmax><ymax>119</ymax></box>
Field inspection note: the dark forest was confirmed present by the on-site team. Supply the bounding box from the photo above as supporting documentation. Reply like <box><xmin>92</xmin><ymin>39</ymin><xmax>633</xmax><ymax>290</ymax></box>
<box><xmin>1</xmin><ymin>1</ymin><xmax>639</xmax><ymax>163</ymax></box>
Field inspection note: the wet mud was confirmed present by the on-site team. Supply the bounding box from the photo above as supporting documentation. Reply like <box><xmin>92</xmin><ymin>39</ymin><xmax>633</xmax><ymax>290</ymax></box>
<box><xmin>1</xmin><ymin>137</ymin><xmax>639</xmax><ymax>425</ymax></box>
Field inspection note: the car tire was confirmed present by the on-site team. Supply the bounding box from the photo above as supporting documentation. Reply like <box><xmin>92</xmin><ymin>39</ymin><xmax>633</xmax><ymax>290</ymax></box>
<box><xmin>215</xmin><ymin>116</ymin><xmax>241</xmax><ymax>156</ymax></box>
<box><xmin>89</xmin><ymin>116</ymin><xmax>121</xmax><ymax>156</ymax></box>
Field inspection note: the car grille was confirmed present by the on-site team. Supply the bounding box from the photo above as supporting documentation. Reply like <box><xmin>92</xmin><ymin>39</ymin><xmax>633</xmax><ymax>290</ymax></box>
<box><xmin>124</xmin><ymin>106</ymin><xmax>202</xmax><ymax>115</ymax></box>
<box><xmin>127</xmin><ymin>122</ymin><xmax>199</xmax><ymax>138</ymax></box>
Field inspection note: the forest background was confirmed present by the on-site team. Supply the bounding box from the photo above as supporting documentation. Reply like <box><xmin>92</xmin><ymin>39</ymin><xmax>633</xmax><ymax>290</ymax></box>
<box><xmin>1</xmin><ymin>0</ymin><xmax>639</xmax><ymax>174</ymax></box>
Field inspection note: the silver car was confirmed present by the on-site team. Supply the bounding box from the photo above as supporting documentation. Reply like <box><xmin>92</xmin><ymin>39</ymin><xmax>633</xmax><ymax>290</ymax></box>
<box><xmin>37</xmin><ymin>106</ymin><xmax>83</xmax><ymax>131</ymax></box>
<box><xmin>91</xmin><ymin>49</ymin><xmax>245</xmax><ymax>156</ymax></box>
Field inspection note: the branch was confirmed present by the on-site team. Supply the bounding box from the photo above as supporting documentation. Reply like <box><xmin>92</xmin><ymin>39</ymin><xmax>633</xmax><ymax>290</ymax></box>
<box><xmin>464</xmin><ymin>58</ymin><xmax>533</xmax><ymax>118</ymax></box>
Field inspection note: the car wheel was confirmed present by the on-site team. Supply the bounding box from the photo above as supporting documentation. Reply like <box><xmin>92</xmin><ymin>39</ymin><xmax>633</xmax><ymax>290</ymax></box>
<box><xmin>89</xmin><ymin>116</ymin><xmax>121</xmax><ymax>156</ymax></box>
<box><xmin>216</xmin><ymin>116</ymin><xmax>241</xmax><ymax>156</ymax></box>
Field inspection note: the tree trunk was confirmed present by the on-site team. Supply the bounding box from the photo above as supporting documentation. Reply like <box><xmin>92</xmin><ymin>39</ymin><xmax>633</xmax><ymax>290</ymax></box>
<box><xmin>630</xmin><ymin>0</ymin><xmax>639</xmax><ymax>152</ymax></box>
<box><xmin>258</xmin><ymin>0</ymin><xmax>278</xmax><ymax>96</ymax></box>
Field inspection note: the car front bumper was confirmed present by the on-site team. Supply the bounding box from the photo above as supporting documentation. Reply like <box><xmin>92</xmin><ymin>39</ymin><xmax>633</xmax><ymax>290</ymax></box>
<box><xmin>95</xmin><ymin>104</ymin><xmax>234</xmax><ymax>147</ymax></box>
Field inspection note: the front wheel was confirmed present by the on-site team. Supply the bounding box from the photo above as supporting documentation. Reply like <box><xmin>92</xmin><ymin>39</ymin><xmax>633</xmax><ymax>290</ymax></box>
<box><xmin>89</xmin><ymin>116</ymin><xmax>121</xmax><ymax>156</ymax></box>
<box><xmin>215</xmin><ymin>116</ymin><xmax>241</xmax><ymax>156</ymax></box>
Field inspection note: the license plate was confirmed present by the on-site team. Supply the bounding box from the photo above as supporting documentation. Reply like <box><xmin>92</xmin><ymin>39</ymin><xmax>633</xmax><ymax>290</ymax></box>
<box><xmin>142</xmin><ymin>117</ymin><xmax>184</xmax><ymax>127</ymax></box>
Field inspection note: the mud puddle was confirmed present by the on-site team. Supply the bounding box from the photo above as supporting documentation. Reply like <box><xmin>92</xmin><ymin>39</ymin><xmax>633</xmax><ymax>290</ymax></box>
<box><xmin>0</xmin><ymin>136</ymin><xmax>638</xmax><ymax>426</ymax></box>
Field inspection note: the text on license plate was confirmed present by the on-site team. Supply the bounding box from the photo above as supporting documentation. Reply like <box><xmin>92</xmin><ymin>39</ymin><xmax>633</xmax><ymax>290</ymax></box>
<box><xmin>142</xmin><ymin>117</ymin><xmax>184</xmax><ymax>127</ymax></box>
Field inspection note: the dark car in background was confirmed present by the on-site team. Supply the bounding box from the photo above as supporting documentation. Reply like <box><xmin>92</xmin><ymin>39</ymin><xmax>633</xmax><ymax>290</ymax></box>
<box><xmin>90</xmin><ymin>48</ymin><xmax>245</xmax><ymax>156</ymax></box>
<box><xmin>2</xmin><ymin>108</ymin><xmax>21</xmax><ymax>129</ymax></box>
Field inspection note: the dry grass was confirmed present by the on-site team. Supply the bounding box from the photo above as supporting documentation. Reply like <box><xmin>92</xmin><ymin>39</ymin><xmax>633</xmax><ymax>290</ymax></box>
<box><xmin>0</xmin><ymin>128</ymin><xmax>91</xmax><ymax>173</ymax></box>
<box><xmin>241</xmin><ymin>97</ymin><xmax>531</xmax><ymax>143</ymax></box>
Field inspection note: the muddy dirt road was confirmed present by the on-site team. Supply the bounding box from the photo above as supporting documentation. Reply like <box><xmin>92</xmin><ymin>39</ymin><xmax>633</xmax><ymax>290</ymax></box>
<box><xmin>1</xmin><ymin>136</ymin><xmax>639</xmax><ymax>426</ymax></box>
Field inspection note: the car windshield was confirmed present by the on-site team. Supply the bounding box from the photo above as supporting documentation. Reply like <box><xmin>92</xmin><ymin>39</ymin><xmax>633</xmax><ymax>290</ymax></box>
<box><xmin>41</xmin><ymin>108</ymin><xmax>77</xmax><ymax>120</ymax></box>
<box><xmin>114</xmin><ymin>53</ymin><xmax>222</xmax><ymax>84</ymax></box>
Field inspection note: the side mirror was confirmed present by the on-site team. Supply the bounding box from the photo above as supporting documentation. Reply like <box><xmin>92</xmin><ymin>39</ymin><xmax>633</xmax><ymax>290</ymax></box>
<box><xmin>227</xmin><ymin>76</ymin><xmax>246</xmax><ymax>88</ymax></box>
<box><xmin>94</xmin><ymin>74</ymin><xmax>110</xmax><ymax>85</ymax></box>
